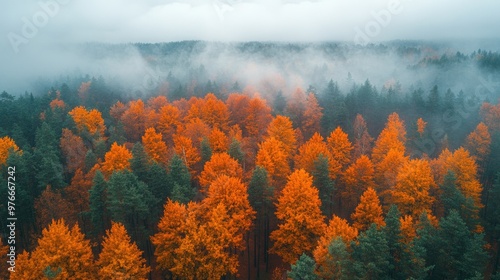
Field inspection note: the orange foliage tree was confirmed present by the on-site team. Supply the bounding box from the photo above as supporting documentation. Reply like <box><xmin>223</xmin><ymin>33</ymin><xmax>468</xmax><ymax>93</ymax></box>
<box><xmin>465</xmin><ymin>122</ymin><xmax>491</xmax><ymax>164</ymax></box>
<box><xmin>12</xmin><ymin>219</ymin><xmax>95</xmax><ymax>280</ymax></box>
<box><xmin>341</xmin><ymin>155</ymin><xmax>376</xmax><ymax>211</ymax></box>
<box><xmin>294</xmin><ymin>133</ymin><xmax>339</xmax><ymax>179</ymax></box>
<box><xmin>417</xmin><ymin>118</ymin><xmax>427</xmax><ymax>137</ymax></box>
<box><xmin>371</xmin><ymin>113</ymin><xmax>409</xmax><ymax>201</ymax></box>
<box><xmin>151</xmin><ymin>200</ymin><xmax>187</xmax><ymax>273</ymax></box>
<box><xmin>68</xmin><ymin>106</ymin><xmax>106</xmax><ymax>137</ymax></box>
<box><xmin>49</xmin><ymin>96</ymin><xmax>66</xmax><ymax>110</ymax></box>
<box><xmin>400</xmin><ymin>215</ymin><xmax>416</xmax><ymax>244</ymax></box>
<box><xmin>255</xmin><ymin>137</ymin><xmax>290</xmax><ymax>189</ymax></box>
<box><xmin>372</xmin><ymin>112</ymin><xmax>406</xmax><ymax>165</ymax></box>
<box><xmin>97</xmin><ymin>222</ymin><xmax>150</xmax><ymax>280</ymax></box>
<box><xmin>208</xmin><ymin>127</ymin><xmax>229</xmax><ymax>153</ymax></box>
<box><xmin>64</xmin><ymin>169</ymin><xmax>93</xmax><ymax>230</ymax></box>
<box><xmin>101</xmin><ymin>142</ymin><xmax>133</xmax><ymax>177</ymax></box>
<box><xmin>173</xmin><ymin>134</ymin><xmax>200</xmax><ymax>173</ymax></box>
<box><xmin>226</xmin><ymin>94</ymin><xmax>251</xmax><ymax>128</ymax></box>
<box><xmin>186</xmin><ymin>94</ymin><xmax>229</xmax><ymax>131</ymax></box>
<box><xmin>480</xmin><ymin>101</ymin><xmax>500</xmax><ymax>131</ymax></box>
<box><xmin>157</xmin><ymin>104</ymin><xmax>181</xmax><ymax>144</ymax></box>
<box><xmin>147</xmin><ymin>95</ymin><xmax>169</xmax><ymax>111</ymax></box>
<box><xmin>302</xmin><ymin>93</ymin><xmax>323</xmax><ymax>140</ymax></box>
<box><xmin>313</xmin><ymin>215</ymin><xmax>358</xmax><ymax>278</ymax></box>
<box><xmin>0</xmin><ymin>136</ymin><xmax>20</xmax><ymax>166</ymax></box>
<box><xmin>152</xmin><ymin>200</ymin><xmax>246</xmax><ymax>279</ymax></box>
<box><xmin>270</xmin><ymin>169</ymin><xmax>326</xmax><ymax>264</ymax></box>
<box><xmin>351</xmin><ymin>187</ymin><xmax>385</xmax><ymax>231</ymax></box>
<box><xmin>121</xmin><ymin>99</ymin><xmax>156</xmax><ymax>142</ymax></box>
<box><xmin>327</xmin><ymin>126</ymin><xmax>353</xmax><ymax>172</ymax></box>
<box><xmin>35</xmin><ymin>186</ymin><xmax>76</xmax><ymax>230</ymax></box>
<box><xmin>266</xmin><ymin>115</ymin><xmax>297</xmax><ymax>157</ymax></box>
<box><xmin>244</xmin><ymin>95</ymin><xmax>273</xmax><ymax>141</ymax></box>
<box><xmin>352</xmin><ymin>114</ymin><xmax>373</xmax><ymax>159</ymax></box>
<box><xmin>391</xmin><ymin>159</ymin><xmax>435</xmax><ymax>218</ymax></box>
<box><xmin>142</xmin><ymin>127</ymin><xmax>168</xmax><ymax>164</ymax></box>
<box><xmin>200</xmin><ymin>175</ymin><xmax>255</xmax><ymax>249</ymax></box>
<box><xmin>198</xmin><ymin>153</ymin><xmax>243</xmax><ymax>190</ymax></box>
<box><xmin>432</xmin><ymin>147</ymin><xmax>483</xmax><ymax>211</ymax></box>
<box><xmin>60</xmin><ymin>128</ymin><xmax>88</xmax><ymax>173</ymax></box>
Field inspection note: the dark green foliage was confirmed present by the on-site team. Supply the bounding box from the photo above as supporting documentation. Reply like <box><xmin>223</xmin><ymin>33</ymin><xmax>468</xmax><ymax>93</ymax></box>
<box><xmin>168</xmin><ymin>154</ymin><xmax>194</xmax><ymax>204</ymax></box>
<box><xmin>108</xmin><ymin>123</ymin><xmax>127</xmax><ymax>145</ymax></box>
<box><xmin>34</xmin><ymin>122</ymin><xmax>65</xmax><ymax>191</ymax></box>
<box><xmin>130</xmin><ymin>142</ymin><xmax>151</xmax><ymax>182</ymax></box>
<box><xmin>351</xmin><ymin>224</ymin><xmax>392</xmax><ymax>280</ymax></box>
<box><xmin>427</xmin><ymin>85</ymin><xmax>441</xmax><ymax>113</ymax></box>
<box><xmin>84</xmin><ymin>150</ymin><xmax>97</xmax><ymax>173</ymax></box>
<box><xmin>383</xmin><ymin>205</ymin><xmax>427</xmax><ymax>280</ymax></box>
<box><xmin>319</xmin><ymin>80</ymin><xmax>346</xmax><ymax>133</ymax></box>
<box><xmin>200</xmin><ymin>137</ymin><xmax>212</xmax><ymax>164</ymax></box>
<box><xmin>106</xmin><ymin>170</ymin><xmax>157</xmax><ymax>241</ymax></box>
<box><xmin>312</xmin><ymin>154</ymin><xmax>334</xmax><ymax>217</ymax></box>
<box><xmin>487</xmin><ymin>172</ymin><xmax>500</xmax><ymax>237</ymax></box>
<box><xmin>440</xmin><ymin>171</ymin><xmax>479</xmax><ymax>230</ymax></box>
<box><xmin>228</xmin><ymin>138</ymin><xmax>244</xmax><ymax>165</ymax></box>
<box><xmin>1</xmin><ymin>151</ymin><xmax>36</xmax><ymax>245</ymax></box>
<box><xmin>146</xmin><ymin>162</ymin><xmax>171</xmax><ymax>217</ymax></box>
<box><xmin>435</xmin><ymin>210</ymin><xmax>488</xmax><ymax>279</ymax></box>
<box><xmin>440</xmin><ymin>171</ymin><xmax>463</xmax><ymax>215</ymax></box>
<box><xmin>89</xmin><ymin>170</ymin><xmax>107</xmax><ymax>237</ymax></box>
<box><xmin>287</xmin><ymin>254</ymin><xmax>318</xmax><ymax>280</ymax></box>
<box><xmin>416</xmin><ymin>210</ymin><xmax>488</xmax><ymax>279</ymax></box>
<box><xmin>248</xmin><ymin>166</ymin><xmax>273</xmax><ymax>216</ymax></box>
<box><xmin>319</xmin><ymin>237</ymin><xmax>351</xmax><ymax>280</ymax></box>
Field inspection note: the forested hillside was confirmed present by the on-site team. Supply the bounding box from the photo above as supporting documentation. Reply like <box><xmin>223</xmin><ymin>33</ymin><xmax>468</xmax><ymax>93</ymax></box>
<box><xmin>1</xmin><ymin>42</ymin><xmax>500</xmax><ymax>279</ymax></box>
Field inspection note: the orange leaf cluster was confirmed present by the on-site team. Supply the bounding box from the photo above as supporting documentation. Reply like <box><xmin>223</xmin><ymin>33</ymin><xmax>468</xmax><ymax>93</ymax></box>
<box><xmin>256</xmin><ymin>137</ymin><xmax>290</xmax><ymax>188</ymax></box>
<box><xmin>270</xmin><ymin>169</ymin><xmax>326</xmax><ymax>264</ymax></box>
<box><xmin>101</xmin><ymin>142</ymin><xmax>133</xmax><ymax>177</ymax></box>
<box><xmin>417</xmin><ymin>117</ymin><xmax>427</xmax><ymax>137</ymax></box>
<box><xmin>97</xmin><ymin>222</ymin><xmax>150</xmax><ymax>279</ymax></box>
<box><xmin>465</xmin><ymin>122</ymin><xmax>491</xmax><ymax>163</ymax></box>
<box><xmin>0</xmin><ymin>136</ymin><xmax>20</xmax><ymax>166</ymax></box>
<box><xmin>142</xmin><ymin>127</ymin><xmax>168</xmax><ymax>164</ymax></box>
<box><xmin>391</xmin><ymin>159</ymin><xmax>435</xmax><ymax>218</ymax></box>
<box><xmin>199</xmin><ymin>153</ymin><xmax>243</xmax><ymax>190</ymax></box>
<box><xmin>313</xmin><ymin>215</ymin><xmax>358</xmax><ymax>278</ymax></box>
<box><xmin>68</xmin><ymin>106</ymin><xmax>106</xmax><ymax>136</ymax></box>
<box><xmin>351</xmin><ymin>187</ymin><xmax>385</xmax><ymax>231</ymax></box>
<box><xmin>60</xmin><ymin>129</ymin><xmax>87</xmax><ymax>173</ymax></box>
<box><xmin>12</xmin><ymin>219</ymin><xmax>95</xmax><ymax>280</ymax></box>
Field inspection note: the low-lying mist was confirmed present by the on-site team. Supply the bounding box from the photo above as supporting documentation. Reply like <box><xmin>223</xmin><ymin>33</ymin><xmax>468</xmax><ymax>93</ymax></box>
<box><xmin>2</xmin><ymin>40</ymin><xmax>500</xmax><ymax>103</ymax></box>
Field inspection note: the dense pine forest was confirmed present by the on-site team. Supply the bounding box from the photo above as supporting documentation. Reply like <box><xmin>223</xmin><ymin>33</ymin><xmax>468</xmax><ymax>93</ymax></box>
<box><xmin>2</xmin><ymin>41</ymin><xmax>500</xmax><ymax>279</ymax></box>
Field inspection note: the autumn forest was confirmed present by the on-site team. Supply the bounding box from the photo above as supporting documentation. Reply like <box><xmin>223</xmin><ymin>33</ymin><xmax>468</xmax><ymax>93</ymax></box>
<box><xmin>2</xmin><ymin>42</ymin><xmax>500</xmax><ymax>279</ymax></box>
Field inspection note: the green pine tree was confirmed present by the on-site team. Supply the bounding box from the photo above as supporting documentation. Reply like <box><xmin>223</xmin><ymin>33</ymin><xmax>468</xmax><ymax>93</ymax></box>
<box><xmin>288</xmin><ymin>254</ymin><xmax>319</xmax><ymax>280</ymax></box>
<box><xmin>34</xmin><ymin>122</ymin><xmax>65</xmax><ymax>191</ymax></box>
<box><xmin>312</xmin><ymin>154</ymin><xmax>334</xmax><ymax>217</ymax></box>
<box><xmin>168</xmin><ymin>154</ymin><xmax>194</xmax><ymax>204</ymax></box>
<box><xmin>228</xmin><ymin>138</ymin><xmax>244</xmax><ymax>165</ymax></box>
<box><xmin>89</xmin><ymin>170</ymin><xmax>107</xmax><ymax>237</ymax></box>
<box><xmin>351</xmin><ymin>223</ymin><xmax>392</xmax><ymax>280</ymax></box>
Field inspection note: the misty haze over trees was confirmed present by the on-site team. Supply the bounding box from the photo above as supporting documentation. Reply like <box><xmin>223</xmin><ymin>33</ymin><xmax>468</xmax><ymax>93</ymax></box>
<box><xmin>1</xmin><ymin>39</ymin><xmax>500</xmax><ymax>279</ymax></box>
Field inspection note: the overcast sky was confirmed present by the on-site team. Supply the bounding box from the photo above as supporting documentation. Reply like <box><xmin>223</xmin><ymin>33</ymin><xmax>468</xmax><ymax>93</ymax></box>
<box><xmin>1</xmin><ymin>0</ymin><xmax>500</xmax><ymax>93</ymax></box>
<box><xmin>2</xmin><ymin>0</ymin><xmax>500</xmax><ymax>49</ymax></box>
